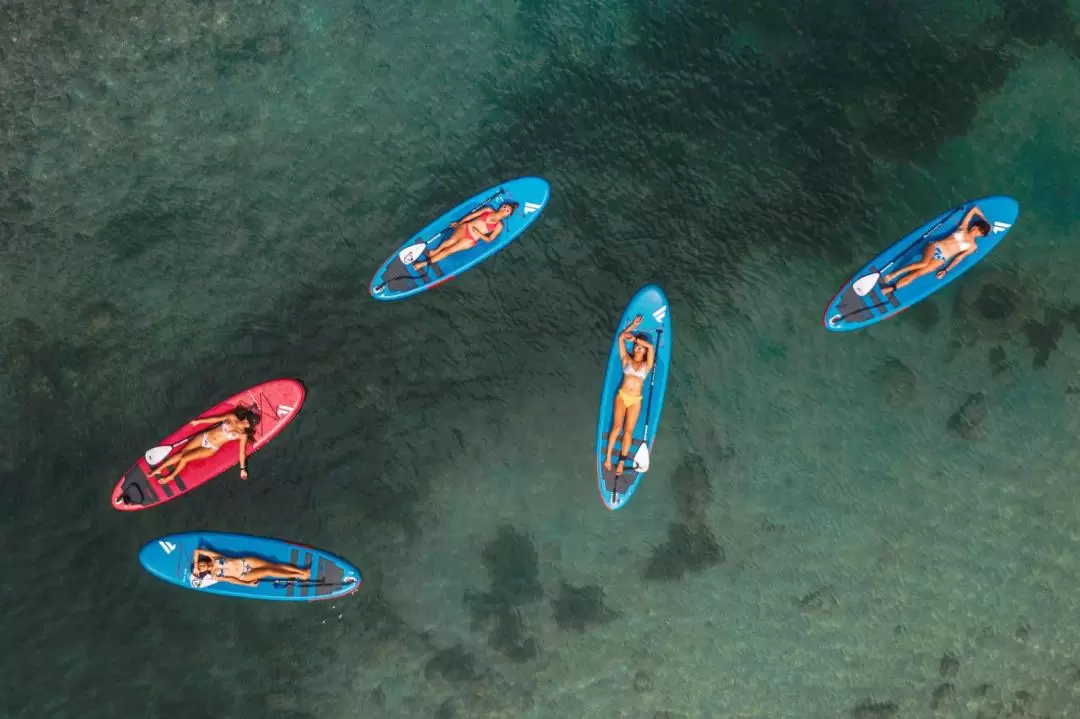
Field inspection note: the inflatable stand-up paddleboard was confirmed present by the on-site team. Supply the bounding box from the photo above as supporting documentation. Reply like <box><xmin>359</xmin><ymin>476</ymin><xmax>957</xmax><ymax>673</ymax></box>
<box><xmin>369</xmin><ymin>176</ymin><xmax>551</xmax><ymax>301</ymax></box>
<box><xmin>139</xmin><ymin>531</ymin><xmax>361</xmax><ymax>602</ymax></box>
<box><xmin>824</xmin><ymin>195</ymin><xmax>1020</xmax><ymax>331</ymax></box>
<box><xmin>111</xmin><ymin>379</ymin><xmax>305</xmax><ymax>511</ymax></box>
<box><xmin>595</xmin><ymin>284</ymin><xmax>673</xmax><ymax>510</ymax></box>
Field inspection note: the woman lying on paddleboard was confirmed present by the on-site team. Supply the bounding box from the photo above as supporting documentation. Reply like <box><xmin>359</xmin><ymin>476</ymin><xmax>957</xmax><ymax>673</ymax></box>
<box><xmin>149</xmin><ymin>407</ymin><xmax>260</xmax><ymax>485</ymax></box>
<box><xmin>412</xmin><ymin>200</ymin><xmax>518</xmax><ymax>270</ymax></box>
<box><xmin>603</xmin><ymin>315</ymin><xmax>654</xmax><ymax>477</ymax></box>
<box><xmin>191</xmin><ymin>548</ymin><xmax>311</xmax><ymax>588</ymax></box>
<box><xmin>881</xmin><ymin>206</ymin><xmax>991</xmax><ymax>294</ymax></box>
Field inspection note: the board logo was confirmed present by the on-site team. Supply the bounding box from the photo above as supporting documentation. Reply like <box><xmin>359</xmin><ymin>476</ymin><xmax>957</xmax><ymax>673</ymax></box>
<box><xmin>523</xmin><ymin>202</ymin><xmax>542</xmax><ymax>215</ymax></box>
<box><xmin>992</xmin><ymin>221</ymin><xmax>1011</xmax><ymax>234</ymax></box>
<box><xmin>277</xmin><ymin>405</ymin><xmax>294</xmax><ymax>417</ymax></box>
<box><xmin>652</xmin><ymin>305</ymin><xmax>668</xmax><ymax>322</ymax></box>
<box><xmin>159</xmin><ymin>540</ymin><xmax>176</xmax><ymax>554</ymax></box>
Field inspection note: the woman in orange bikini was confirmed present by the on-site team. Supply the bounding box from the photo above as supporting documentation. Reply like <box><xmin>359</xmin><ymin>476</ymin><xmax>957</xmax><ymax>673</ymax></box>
<box><xmin>881</xmin><ymin>206</ymin><xmax>991</xmax><ymax>294</ymax></box>
<box><xmin>190</xmin><ymin>548</ymin><xmax>312</xmax><ymax>588</ymax></box>
<box><xmin>412</xmin><ymin>200</ymin><xmax>519</xmax><ymax>270</ymax></box>
<box><xmin>603</xmin><ymin>315</ymin><xmax>655</xmax><ymax>477</ymax></box>
<box><xmin>148</xmin><ymin>406</ymin><xmax>260</xmax><ymax>485</ymax></box>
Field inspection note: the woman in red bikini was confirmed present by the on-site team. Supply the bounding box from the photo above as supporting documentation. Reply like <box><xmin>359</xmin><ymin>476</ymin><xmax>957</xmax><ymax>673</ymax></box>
<box><xmin>603</xmin><ymin>315</ymin><xmax>655</xmax><ymax>477</ymax></box>
<box><xmin>413</xmin><ymin>200</ymin><xmax>519</xmax><ymax>270</ymax></box>
<box><xmin>148</xmin><ymin>406</ymin><xmax>260</xmax><ymax>485</ymax></box>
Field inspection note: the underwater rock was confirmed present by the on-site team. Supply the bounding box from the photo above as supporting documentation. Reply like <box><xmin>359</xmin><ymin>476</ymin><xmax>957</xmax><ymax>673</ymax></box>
<box><xmin>851</xmin><ymin>699</ymin><xmax>898</xmax><ymax>718</ymax></box>
<box><xmin>975</xmin><ymin>283</ymin><xmax>1017</xmax><ymax>320</ymax></box>
<box><xmin>939</xmin><ymin>651</ymin><xmax>959</xmax><ymax>678</ymax></box>
<box><xmin>1014</xmin><ymin>623</ymin><xmax>1031</xmax><ymax>641</ymax></box>
<box><xmin>671</xmin><ymin>453</ymin><xmax>712</xmax><ymax>524</ymax></box>
<box><xmin>946</xmin><ymin>392</ymin><xmax>987</xmax><ymax>439</ymax></box>
<box><xmin>929</xmin><ymin>682</ymin><xmax>954</xmax><ymax>711</ymax></box>
<box><xmin>435</xmin><ymin>699</ymin><xmax>458</xmax><ymax>719</ymax></box>
<box><xmin>988</xmin><ymin>346</ymin><xmax>1008</xmax><ymax>376</ymax></box>
<box><xmin>878</xmin><ymin>358</ymin><xmax>916</xmax><ymax>406</ymax></box>
<box><xmin>551</xmin><ymin>582</ymin><xmax>618</xmax><ymax>632</ymax></box>
<box><xmin>79</xmin><ymin>300</ymin><xmax>119</xmax><ymax>337</ymax></box>
<box><xmin>644</xmin><ymin>523</ymin><xmax>725</xmax><ymax>581</ymax></box>
<box><xmin>369</xmin><ymin>687</ymin><xmax>386</xmax><ymax>707</ymax></box>
<box><xmin>482</xmin><ymin>525</ymin><xmax>541</xmax><ymax>604</ymax></box>
<box><xmin>1023</xmin><ymin>309</ymin><xmax>1066</xmax><ymax>369</ymax></box>
<box><xmin>424</xmin><ymin>645</ymin><xmax>479</xmax><ymax>683</ymax></box>
<box><xmin>797</xmin><ymin>585</ymin><xmax>838</xmax><ymax>613</ymax></box>
<box><xmin>633</xmin><ymin>670</ymin><xmax>653</xmax><ymax>693</ymax></box>
<box><xmin>909</xmin><ymin>299</ymin><xmax>940</xmax><ymax>332</ymax></box>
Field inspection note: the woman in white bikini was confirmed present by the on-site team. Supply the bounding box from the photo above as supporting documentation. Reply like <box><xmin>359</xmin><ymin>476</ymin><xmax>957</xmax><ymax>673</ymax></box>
<box><xmin>190</xmin><ymin>548</ymin><xmax>311</xmax><ymax>588</ymax></box>
<box><xmin>149</xmin><ymin>406</ymin><xmax>260</xmax><ymax>485</ymax></box>
<box><xmin>412</xmin><ymin>200</ymin><xmax>518</xmax><ymax>270</ymax></box>
<box><xmin>603</xmin><ymin>315</ymin><xmax>655</xmax><ymax>478</ymax></box>
<box><xmin>881</xmin><ymin>206</ymin><xmax>991</xmax><ymax>294</ymax></box>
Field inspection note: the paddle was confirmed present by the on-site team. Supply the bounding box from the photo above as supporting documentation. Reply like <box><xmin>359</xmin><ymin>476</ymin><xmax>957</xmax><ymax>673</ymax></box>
<box><xmin>612</xmin><ymin>328</ymin><xmax>662</xmax><ymax>505</ymax></box>
<box><xmin>851</xmin><ymin>205</ymin><xmax>966</xmax><ymax>297</ymax></box>
<box><xmin>272</xmin><ymin>577</ymin><xmax>357</xmax><ymax>589</ymax></box>
<box><xmin>371</xmin><ymin>189</ymin><xmax>506</xmax><ymax>293</ymax></box>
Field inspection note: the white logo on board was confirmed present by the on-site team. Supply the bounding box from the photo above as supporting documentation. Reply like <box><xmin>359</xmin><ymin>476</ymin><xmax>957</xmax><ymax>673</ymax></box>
<box><xmin>652</xmin><ymin>305</ymin><xmax>668</xmax><ymax>322</ymax></box>
<box><xmin>277</xmin><ymin>405</ymin><xmax>293</xmax><ymax>416</ymax></box>
<box><xmin>523</xmin><ymin>202</ymin><xmax>542</xmax><ymax>215</ymax></box>
<box><xmin>992</xmin><ymin>221</ymin><xmax>1011</xmax><ymax>234</ymax></box>
<box><xmin>159</xmin><ymin>541</ymin><xmax>176</xmax><ymax>554</ymax></box>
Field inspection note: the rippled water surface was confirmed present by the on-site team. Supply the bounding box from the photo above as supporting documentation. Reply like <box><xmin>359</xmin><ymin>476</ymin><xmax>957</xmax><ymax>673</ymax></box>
<box><xmin>4</xmin><ymin>0</ymin><xmax>1080</xmax><ymax>717</ymax></box>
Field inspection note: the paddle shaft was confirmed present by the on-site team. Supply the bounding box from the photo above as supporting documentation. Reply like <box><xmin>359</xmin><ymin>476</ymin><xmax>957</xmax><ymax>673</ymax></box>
<box><xmin>613</xmin><ymin>328</ymin><xmax>661</xmax><ymax>503</ymax></box>
<box><xmin>272</xmin><ymin>578</ymin><xmax>354</xmax><ymax>588</ymax></box>
<box><xmin>373</xmin><ymin>190</ymin><xmax>507</xmax><ymax>292</ymax></box>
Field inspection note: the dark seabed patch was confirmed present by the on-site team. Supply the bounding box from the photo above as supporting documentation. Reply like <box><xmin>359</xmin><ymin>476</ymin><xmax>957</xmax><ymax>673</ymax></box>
<box><xmin>464</xmin><ymin>525</ymin><xmax>542</xmax><ymax>662</ymax></box>
<box><xmin>644</xmin><ymin>523</ymin><xmax>725</xmax><ymax>582</ymax></box>
<box><xmin>551</xmin><ymin>581</ymin><xmax>619</xmax><ymax>632</ymax></box>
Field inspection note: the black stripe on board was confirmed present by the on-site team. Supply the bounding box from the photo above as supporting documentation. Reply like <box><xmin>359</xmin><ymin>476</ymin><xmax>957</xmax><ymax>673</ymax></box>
<box><xmin>287</xmin><ymin>549</ymin><xmax>299</xmax><ymax>598</ymax></box>
<box><xmin>159</xmin><ymin>479</ymin><xmax>175</xmax><ymax>498</ymax></box>
<box><xmin>173</xmin><ymin>475</ymin><xmax>187</xmax><ymax>492</ymax></box>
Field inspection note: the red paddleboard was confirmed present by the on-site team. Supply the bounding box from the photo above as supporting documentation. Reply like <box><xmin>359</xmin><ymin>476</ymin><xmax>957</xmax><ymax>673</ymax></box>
<box><xmin>111</xmin><ymin>379</ymin><xmax>305</xmax><ymax>511</ymax></box>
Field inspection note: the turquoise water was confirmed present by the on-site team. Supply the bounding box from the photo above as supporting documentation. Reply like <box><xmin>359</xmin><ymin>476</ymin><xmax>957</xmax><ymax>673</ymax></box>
<box><xmin>4</xmin><ymin>0</ymin><xmax>1080</xmax><ymax>716</ymax></box>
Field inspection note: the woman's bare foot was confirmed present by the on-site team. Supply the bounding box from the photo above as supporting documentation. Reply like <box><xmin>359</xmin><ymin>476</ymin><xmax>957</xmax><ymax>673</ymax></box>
<box><xmin>603</xmin><ymin>456</ymin><xmax>613</xmax><ymax>472</ymax></box>
<box><xmin>412</xmin><ymin>260</ymin><xmax>428</xmax><ymax>271</ymax></box>
<box><xmin>880</xmin><ymin>285</ymin><xmax>894</xmax><ymax>296</ymax></box>
<box><xmin>614</xmin><ymin>457</ymin><xmax>625</xmax><ymax>476</ymax></box>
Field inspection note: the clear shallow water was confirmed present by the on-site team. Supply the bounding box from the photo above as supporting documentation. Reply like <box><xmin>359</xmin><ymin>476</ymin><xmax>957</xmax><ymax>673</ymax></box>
<box><xmin>4</xmin><ymin>0</ymin><xmax>1080</xmax><ymax>717</ymax></box>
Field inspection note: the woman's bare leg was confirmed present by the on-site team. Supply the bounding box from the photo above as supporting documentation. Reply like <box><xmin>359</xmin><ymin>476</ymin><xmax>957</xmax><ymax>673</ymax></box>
<box><xmin>158</xmin><ymin>447</ymin><xmax>215</xmax><ymax>484</ymax></box>
<box><xmin>414</xmin><ymin>226</ymin><xmax>472</xmax><ymax>269</ymax></box>
<box><xmin>246</xmin><ymin>562</ymin><xmax>311</xmax><ymax>581</ymax></box>
<box><xmin>883</xmin><ymin>245</ymin><xmax>937</xmax><ymax>288</ymax></box>
<box><xmin>615</xmin><ymin>401</ymin><xmax>644</xmax><ymax>476</ymax></box>
<box><xmin>604</xmin><ymin>395</ymin><xmax>629</xmax><ymax>471</ymax></box>
<box><xmin>149</xmin><ymin>437</ymin><xmax>204</xmax><ymax>478</ymax></box>
<box><xmin>892</xmin><ymin>261</ymin><xmax>943</xmax><ymax>290</ymax></box>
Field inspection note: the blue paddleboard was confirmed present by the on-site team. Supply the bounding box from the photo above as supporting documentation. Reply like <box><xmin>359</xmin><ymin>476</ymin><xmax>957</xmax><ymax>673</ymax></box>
<box><xmin>823</xmin><ymin>195</ymin><xmax>1020</xmax><ymax>331</ymax></box>
<box><xmin>139</xmin><ymin>532</ymin><xmax>361</xmax><ymax>602</ymax></box>
<box><xmin>369</xmin><ymin>177</ymin><xmax>551</xmax><ymax>301</ymax></box>
<box><xmin>595</xmin><ymin>285</ymin><xmax>673</xmax><ymax>510</ymax></box>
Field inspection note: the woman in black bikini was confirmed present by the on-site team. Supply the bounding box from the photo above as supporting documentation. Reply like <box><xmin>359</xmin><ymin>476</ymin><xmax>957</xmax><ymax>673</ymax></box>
<box><xmin>413</xmin><ymin>200</ymin><xmax>518</xmax><ymax>270</ymax></box>
<box><xmin>881</xmin><ymin>206</ymin><xmax>991</xmax><ymax>294</ymax></box>
<box><xmin>191</xmin><ymin>549</ymin><xmax>311</xmax><ymax>588</ymax></box>
<box><xmin>149</xmin><ymin>406</ymin><xmax>260</xmax><ymax>485</ymax></box>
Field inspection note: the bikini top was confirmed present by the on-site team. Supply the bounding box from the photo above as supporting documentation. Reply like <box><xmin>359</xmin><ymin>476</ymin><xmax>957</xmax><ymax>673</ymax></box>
<box><xmin>475</xmin><ymin>209</ymin><xmax>501</xmax><ymax>229</ymax></box>
<box><xmin>219</xmin><ymin>421</ymin><xmax>241</xmax><ymax>440</ymax></box>
<box><xmin>623</xmin><ymin>362</ymin><xmax>649</xmax><ymax>380</ymax></box>
<box><xmin>951</xmin><ymin>229</ymin><xmax>974</xmax><ymax>251</ymax></box>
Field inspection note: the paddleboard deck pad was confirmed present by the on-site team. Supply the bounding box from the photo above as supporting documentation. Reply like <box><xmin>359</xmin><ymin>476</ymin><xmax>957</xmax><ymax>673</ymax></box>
<box><xmin>369</xmin><ymin>176</ymin><xmax>551</xmax><ymax>301</ymax></box>
<box><xmin>595</xmin><ymin>284</ymin><xmax>673</xmax><ymax>510</ymax></box>
<box><xmin>824</xmin><ymin>195</ymin><xmax>1019</xmax><ymax>331</ymax></box>
<box><xmin>112</xmin><ymin>379</ymin><xmax>305</xmax><ymax>510</ymax></box>
<box><xmin>139</xmin><ymin>531</ymin><xmax>361</xmax><ymax>601</ymax></box>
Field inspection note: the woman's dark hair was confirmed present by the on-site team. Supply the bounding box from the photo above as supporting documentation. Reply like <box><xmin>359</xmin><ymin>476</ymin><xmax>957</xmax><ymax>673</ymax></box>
<box><xmin>231</xmin><ymin>405</ymin><xmax>261</xmax><ymax>441</ymax></box>
<box><xmin>501</xmin><ymin>201</ymin><xmax>519</xmax><ymax>214</ymax></box>
<box><xmin>631</xmin><ymin>332</ymin><xmax>651</xmax><ymax>360</ymax></box>
<box><xmin>970</xmin><ymin>218</ymin><xmax>991</xmax><ymax>237</ymax></box>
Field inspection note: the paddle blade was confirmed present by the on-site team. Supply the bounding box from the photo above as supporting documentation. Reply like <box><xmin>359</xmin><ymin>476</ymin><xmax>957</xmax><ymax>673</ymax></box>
<box><xmin>633</xmin><ymin>442</ymin><xmax>651</xmax><ymax>472</ymax></box>
<box><xmin>398</xmin><ymin>242</ymin><xmax>427</xmax><ymax>265</ymax></box>
<box><xmin>852</xmin><ymin>272</ymin><xmax>881</xmax><ymax>297</ymax></box>
<box><xmin>144</xmin><ymin>446</ymin><xmax>171</xmax><ymax>466</ymax></box>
